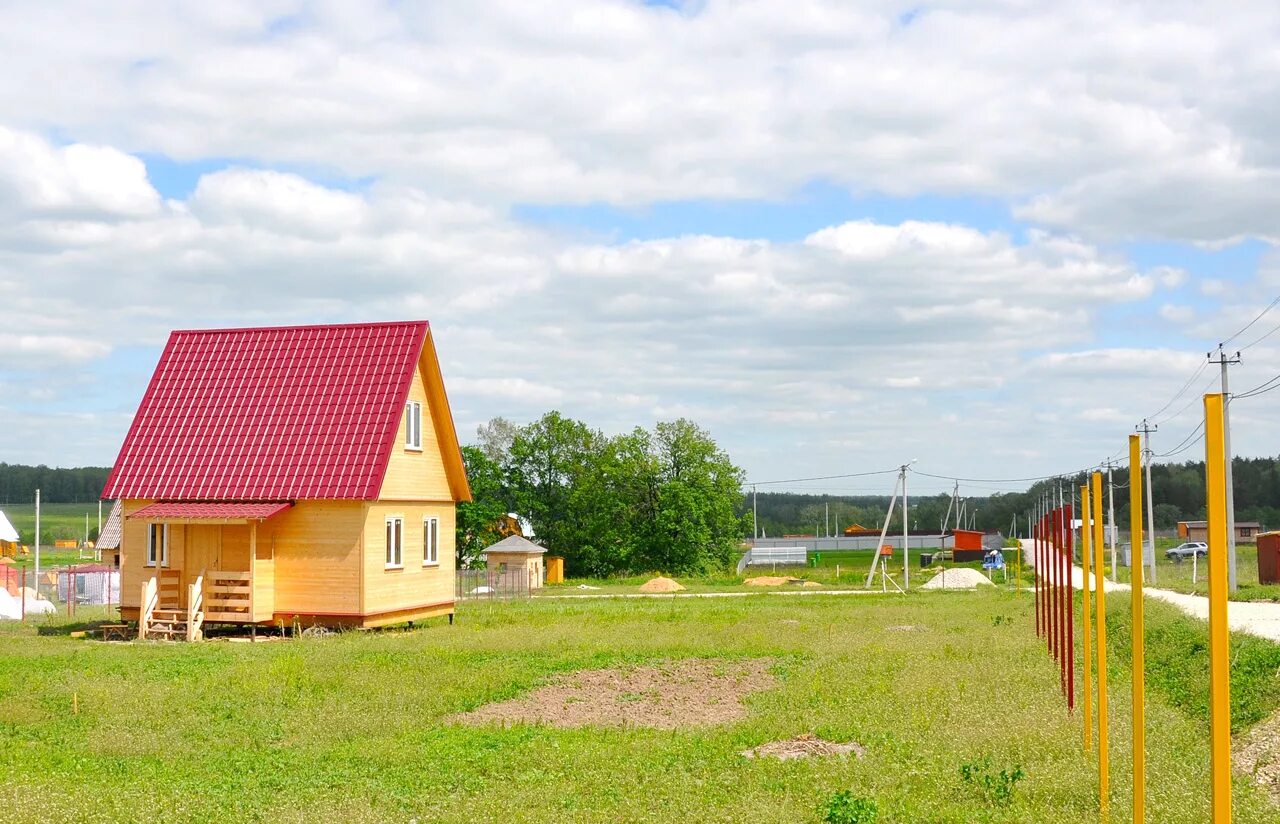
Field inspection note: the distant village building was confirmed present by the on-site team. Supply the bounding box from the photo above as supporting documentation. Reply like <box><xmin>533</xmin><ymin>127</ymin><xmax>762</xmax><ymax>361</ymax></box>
<box><xmin>481</xmin><ymin>535</ymin><xmax>547</xmax><ymax>590</ymax></box>
<box><xmin>1178</xmin><ymin>520</ymin><xmax>1261</xmax><ymax>544</ymax></box>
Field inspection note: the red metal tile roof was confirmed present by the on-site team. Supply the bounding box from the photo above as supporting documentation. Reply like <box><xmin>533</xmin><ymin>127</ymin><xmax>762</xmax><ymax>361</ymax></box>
<box><xmin>129</xmin><ymin>502</ymin><xmax>294</xmax><ymax>521</ymax></box>
<box><xmin>102</xmin><ymin>321</ymin><xmax>430</xmax><ymax>501</ymax></box>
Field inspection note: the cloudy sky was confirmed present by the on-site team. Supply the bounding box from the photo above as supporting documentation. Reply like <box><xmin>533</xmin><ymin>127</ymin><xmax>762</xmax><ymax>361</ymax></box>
<box><xmin>3</xmin><ymin>0</ymin><xmax>1280</xmax><ymax>496</ymax></box>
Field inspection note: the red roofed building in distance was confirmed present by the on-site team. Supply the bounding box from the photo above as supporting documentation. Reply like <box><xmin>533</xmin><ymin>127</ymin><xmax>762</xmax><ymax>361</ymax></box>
<box><xmin>103</xmin><ymin>320</ymin><xmax>471</xmax><ymax>634</ymax></box>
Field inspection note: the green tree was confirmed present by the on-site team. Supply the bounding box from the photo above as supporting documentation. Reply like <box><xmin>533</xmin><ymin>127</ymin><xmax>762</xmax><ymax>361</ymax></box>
<box><xmin>504</xmin><ymin>412</ymin><xmax>608</xmax><ymax>575</ymax></box>
<box><xmin>455</xmin><ymin>446</ymin><xmax>509</xmax><ymax>568</ymax></box>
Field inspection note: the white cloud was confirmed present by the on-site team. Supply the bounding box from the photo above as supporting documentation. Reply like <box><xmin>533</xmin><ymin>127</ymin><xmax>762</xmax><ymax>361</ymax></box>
<box><xmin>0</xmin><ymin>3</ymin><xmax>1278</xmax><ymax>241</ymax></box>
<box><xmin>0</xmin><ymin>127</ymin><xmax>1203</xmax><ymax>487</ymax></box>
<box><xmin>1159</xmin><ymin>304</ymin><xmax>1194</xmax><ymax>323</ymax></box>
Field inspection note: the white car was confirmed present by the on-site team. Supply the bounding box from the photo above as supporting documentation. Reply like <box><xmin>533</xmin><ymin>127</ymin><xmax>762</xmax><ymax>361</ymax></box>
<box><xmin>1165</xmin><ymin>541</ymin><xmax>1207</xmax><ymax>560</ymax></box>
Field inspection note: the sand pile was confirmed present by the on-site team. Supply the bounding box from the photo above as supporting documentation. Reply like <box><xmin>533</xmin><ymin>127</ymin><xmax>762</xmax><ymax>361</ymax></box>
<box><xmin>455</xmin><ymin>658</ymin><xmax>775</xmax><ymax>729</ymax></box>
<box><xmin>639</xmin><ymin>576</ymin><xmax>684</xmax><ymax>593</ymax></box>
<box><xmin>741</xmin><ymin>734</ymin><xmax>866</xmax><ymax>761</ymax></box>
<box><xmin>744</xmin><ymin>576</ymin><xmax>799</xmax><ymax>586</ymax></box>
<box><xmin>920</xmin><ymin>568</ymin><xmax>995</xmax><ymax>590</ymax></box>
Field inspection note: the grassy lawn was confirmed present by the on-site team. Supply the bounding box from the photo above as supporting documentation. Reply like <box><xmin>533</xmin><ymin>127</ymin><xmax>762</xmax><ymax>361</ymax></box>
<box><xmin>539</xmin><ymin>551</ymin><xmax>1030</xmax><ymax>597</ymax></box>
<box><xmin>2</xmin><ymin>501</ymin><xmax>104</xmax><ymax>552</ymax></box>
<box><xmin>2</xmin><ymin>591</ymin><xmax>1277</xmax><ymax>822</ymax></box>
<box><xmin>1111</xmin><ymin>545</ymin><xmax>1280</xmax><ymax>602</ymax></box>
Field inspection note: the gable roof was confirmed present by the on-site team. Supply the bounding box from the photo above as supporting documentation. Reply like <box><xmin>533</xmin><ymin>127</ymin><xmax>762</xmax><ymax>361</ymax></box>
<box><xmin>481</xmin><ymin>535</ymin><xmax>546</xmax><ymax>555</ymax></box>
<box><xmin>0</xmin><ymin>509</ymin><xmax>18</xmax><ymax>544</ymax></box>
<box><xmin>102</xmin><ymin>321</ymin><xmax>470</xmax><ymax>502</ymax></box>
<box><xmin>96</xmin><ymin>501</ymin><xmax>122</xmax><ymax>550</ymax></box>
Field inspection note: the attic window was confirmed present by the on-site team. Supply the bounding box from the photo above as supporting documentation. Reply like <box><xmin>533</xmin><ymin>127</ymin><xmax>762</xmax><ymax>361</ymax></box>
<box><xmin>405</xmin><ymin>401</ymin><xmax>422</xmax><ymax>451</ymax></box>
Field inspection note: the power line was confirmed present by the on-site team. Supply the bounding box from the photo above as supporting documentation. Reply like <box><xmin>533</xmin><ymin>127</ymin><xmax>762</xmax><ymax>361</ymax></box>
<box><xmin>747</xmin><ymin>468</ymin><xmax>899</xmax><ymax>486</ymax></box>
<box><xmin>1239</xmin><ymin>316</ymin><xmax>1280</xmax><ymax>350</ymax></box>
<box><xmin>1147</xmin><ymin>360</ymin><xmax>1209</xmax><ymax>420</ymax></box>
<box><xmin>1221</xmin><ymin>294</ymin><xmax>1280</xmax><ymax>346</ymax></box>
<box><xmin>1154</xmin><ymin>420</ymin><xmax>1205</xmax><ymax>458</ymax></box>
<box><xmin>1155</xmin><ymin>373</ymin><xmax>1221</xmax><ymax>425</ymax></box>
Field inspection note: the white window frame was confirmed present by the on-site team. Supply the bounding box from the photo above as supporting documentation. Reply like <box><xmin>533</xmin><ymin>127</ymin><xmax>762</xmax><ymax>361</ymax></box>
<box><xmin>404</xmin><ymin>401</ymin><xmax>422</xmax><ymax>451</ymax></box>
<box><xmin>385</xmin><ymin>516</ymin><xmax>404</xmax><ymax>569</ymax></box>
<box><xmin>146</xmin><ymin>523</ymin><xmax>169</xmax><ymax>568</ymax></box>
<box><xmin>423</xmin><ymin>516</ymin><xmax>439</xmax><ymax>566</ymax></box>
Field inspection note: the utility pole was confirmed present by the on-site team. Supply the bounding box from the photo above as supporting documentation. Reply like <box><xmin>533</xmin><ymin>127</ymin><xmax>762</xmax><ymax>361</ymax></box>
<box><xmin>825</xmin><ymin>500</ymin><xmax>830</xmax><ymax>538</ymax></box>
<box><xmin>902</xmin><ymin>463</ymin><xmax>911</xmax><ymax>589</ymax></box>
<box><xmin>1105</xmin><ymin>459</ymin><xmax>1118</xmax><ymax>581</ymax></box>
<box><xmin>34</xmin><ymin>488</ymin><xmax>41</xmax><ymax>585</ymax></box>
<box><xmin>752</xmin><ymin>485</ymin><xmax>758</xmax><ymax>542</ymax></box>
<box><xmin>1210</xmin><ymin>345</ymin><xmax>1242</xmax><ymax>592</ymax></box>
<box><xmin>1137</xmin><ymin>420</ymin><xmax>1158</xmax><ymax>584</ymax></box>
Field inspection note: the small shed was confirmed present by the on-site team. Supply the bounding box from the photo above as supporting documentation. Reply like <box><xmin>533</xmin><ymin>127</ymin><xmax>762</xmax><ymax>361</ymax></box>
<box><xmin>97</xmin><ymin>501</ymin><xmax>122</xmax><ymax>566</ymax></box>
<box><xmin>953</xmin><ymin>529</ymin><xmax>986</xmax><ymax>562</ymax></box>
<box><xmin>1179</xmin><ymin>520</ymin><xmax>1262</xmax><ymax>543</ymax></box>
<box><xmin>0</xmin><ymin>509</ymin><xmax>19</xmax><ymax>558</ymax></box>
<box><xmin>482</xmin><ymin>535</ymin><xmax>547</xmax><ymax>589</ymax></box>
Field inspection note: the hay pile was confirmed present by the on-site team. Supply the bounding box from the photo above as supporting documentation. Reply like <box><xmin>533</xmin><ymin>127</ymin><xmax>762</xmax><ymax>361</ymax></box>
<box><xmin>743</xmin><ymin>576</ymin><xmax>798</xmax><ymax>586</ymax></box>
<box><xmin>920</xmin><ymin>568</ymin><xmax>994</xmax><ymax>590</ymax></box>
<box><xmin>741</xmin><ymin>734</ymin><xmax>866</xmax><ymax>761</ymax></box>
<box><xmin>639</xmin><ymin>576</ymin><xmax>684</xmax><ymax>593</ymax></box>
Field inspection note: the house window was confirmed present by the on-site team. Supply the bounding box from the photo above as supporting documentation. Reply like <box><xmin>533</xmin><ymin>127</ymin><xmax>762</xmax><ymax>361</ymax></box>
<box><xmin>405</xmin><ymin>401</ymin><xmax>422</xmax><ymax>450</ymax></box>
<box><xmin>385</xmin><ymin>517</ymin><xmax>404</xmax><ymax>568</ymax></box>
<box><xmin>423</xmin><ymin>516</ymin><xmax>439</xmax><ymax>566</ymax></box>
<box><xmin>146</xmin><ymin>523</ymin><xmax>169</xmax><ymax>568</ymax></box>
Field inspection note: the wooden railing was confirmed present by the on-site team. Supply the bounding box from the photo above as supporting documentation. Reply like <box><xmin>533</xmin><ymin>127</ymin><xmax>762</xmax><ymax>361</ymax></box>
<box><xmin>186</xmin><ymin>571</ymin><xmax>205</xmax><ymax>642</ymax></box>
<box><xmin>204</xmin><ymin>570</ymin><xmax>252</xmax><ymax>622</ymax></box>
<box><xmin>158</xmin><ymin>568</ymin><xmax>182</xmax><ymax>608</ymax></box>
<box><xmin>138</xmin><ymin>577</ymin><xmax>158</xmax><ymax>640</ymax></box>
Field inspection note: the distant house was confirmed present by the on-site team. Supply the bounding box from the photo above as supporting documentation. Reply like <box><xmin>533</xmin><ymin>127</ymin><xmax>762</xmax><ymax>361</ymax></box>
<box><xmin>0</xmin><ymin>509</ymin><xmax>19</xmax><ymax>558</ymax></box>
<box><xmin>1178</xmin><ymin>520</ymin><xmax>1262</xmax><ymax>543</ymax></box>
<box><xmin>102</xmin><ymin>321</ymin><xmax>471</xmax><ymax>635</ymax></box>
<box><xmin>96</xmin><ymin>501</ymin><xmax>122</xmax><ymax>566</ymax></box>
<box><xmin>481</xmin><ymin>535</ymin><xmax>547</xmax><ymax>589</ymax></box>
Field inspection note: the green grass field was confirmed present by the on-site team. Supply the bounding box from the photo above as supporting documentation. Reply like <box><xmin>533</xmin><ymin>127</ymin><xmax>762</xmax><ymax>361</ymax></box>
<box><xmin>1</xmin><ymin>501</ymin><xmax>104</xmax><ymax>550</ymax></box>
<box><xmin>2</xmin><ymin>590</ymin><xmax>1277</xmax><ymax>823</ymax></box>
<box><xmin>1110</xmin><ymin>545</ymin><xmax>1280</xmax><ymax>602</ymax></box>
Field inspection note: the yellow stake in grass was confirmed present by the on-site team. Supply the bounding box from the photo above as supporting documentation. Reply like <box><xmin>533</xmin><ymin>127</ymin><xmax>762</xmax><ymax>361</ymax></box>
<box><xmin>1203</xmin><ymin>393</ymin><xmax>1233</xmax><ymax>823</ymax></box>
<box><xmin>1092</xmin><ymin>471</ymin><xmax>1109</xmax><ymax>819</ymax></box>
<box><xmin>1080</xmin><ymin>484</ymin><xmax>1093</xmax><ymax>753</ymax></box>
<box><xmin>1129</xmin><ymin>433</ymin><xmax>1145</xmax><ymax>823</ymax></box>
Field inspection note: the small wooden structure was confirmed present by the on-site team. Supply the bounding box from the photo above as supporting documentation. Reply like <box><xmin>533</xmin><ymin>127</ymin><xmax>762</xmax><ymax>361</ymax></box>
<box><xmin>481</xmin><ymin>535</ymin><xmax>547</xmax><ymax>590</ymax></box>
<box><xmin>0</xmin><ymin>510</ymin><xmax>19</xmax><ymax>558</ymax></box>
<box><xmin>545</xmin><ymin>556</ymin><xmax>565</xmax><ymax>584</ymax></box>
<box><xmin>104</xmin><ymin>321</ymin><xmax>471</xmax><ymax>638</ymax></box>
<box><xmin>952</xmin><ymin>529</ymin><xmax>986</xmax><ymax>562</ymax></box>
<box><xmin>1258</xmin><ymin>531</ymin><xmax>1280</xmax><ymax>585</ymax></box>
<box><xmin>96</xmin><ymin>501</ymin><xmax>122</xmax><ymax>566</ymax></box>
<box><xmin>1179</xmin><ymin>520</ymin><xmax>1262</xmax><ymax>543</ymax></box>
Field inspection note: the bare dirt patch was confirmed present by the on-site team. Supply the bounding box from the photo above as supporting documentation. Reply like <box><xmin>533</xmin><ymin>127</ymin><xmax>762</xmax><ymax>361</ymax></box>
<box><xmin>1236</xmin><ymin>707</ymin><xmax>1280</xmax><ymax>804</ymax></box>
<box><xmin>741</xmin><ymin>734</ymin><xmax>866</xmax><ymax>761</ymax></box>
<box><xmin>639</xmin><ymin>576</ymin><xmax>684</xmax><ymax>593</ymax></box>
<box><xmin>744</xmin><ymin>576</ymin><xmax>799</xmax><ymax>586</ymax></box>
<box><xmin>454</xmin><ymin>658</ymin><xmax>775</xmax><ymax>729</ymax></box>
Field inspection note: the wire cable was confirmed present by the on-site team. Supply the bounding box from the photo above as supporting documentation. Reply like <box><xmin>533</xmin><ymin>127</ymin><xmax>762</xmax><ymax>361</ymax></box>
<box><xmin>747</xmin><ymin>468</ymin><xmax>900</xmax><ymax>486</ymax></box>
<box><xmin>1155</xmin><ymin>373</ymin><xmax>1221</xmax><ymax>425</ymax></box>
<box><xmin>1147</xmin><ymin>360</ymin><xmax>1209</xmax><ymax>420</ymax></box>
<box><xmin>1153</xmin><ymin>420</ymin><xmax>1206</xmax><ymax>458</ymax></box>
<box><xmin>1222</xmin><ymin>294</ymin><xmax>1280</xmax><ymax>346</ymax></box>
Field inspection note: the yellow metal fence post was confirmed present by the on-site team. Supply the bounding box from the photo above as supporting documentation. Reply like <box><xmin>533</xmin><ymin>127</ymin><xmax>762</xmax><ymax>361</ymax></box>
<box><xmin>1129</xmin><ymin>434</ymin><xmax>1145</xmax><ymax>823</ymax></box>
<box><xmin>1203</xmin><ymin>393</ymin><xmax>1232</xmax><ymax>823</ymax></box>
<box><xmin>1092</xmin><ymin>471</ymin><xmax>1109</xmax><ymax>819</ymax></box>
<box><xmin>1080</xmin><ymin>484</ymin><xmax>1093</xmax><ymax>753</ymax></box>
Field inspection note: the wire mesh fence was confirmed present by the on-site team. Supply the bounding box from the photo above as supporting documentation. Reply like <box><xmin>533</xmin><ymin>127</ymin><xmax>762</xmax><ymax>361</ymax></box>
<box><xmin>456</xmin><ymin>567</ymin><xmax>532</xmax><ymax>601</ymax></box>
<box><xmin>1</xmin><ymin>563</ymin><xmax>121</xmax><ymax>620</ymax></box>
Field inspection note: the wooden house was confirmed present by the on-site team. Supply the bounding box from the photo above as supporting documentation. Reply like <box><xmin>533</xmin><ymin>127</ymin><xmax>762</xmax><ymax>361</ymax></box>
<box><xmin>96</xmin><ymin>500</ymin><xmax>122</xmax><ymax>566</ymax></box>
<box><xmin>102</xmin><ymin>321</ymin><xmax>471</xmax><ymax>638</ymax></box>
<box><xmin>481</xmin><ymin>535</ymin><xmax>547</xmax><ymax>590</ymax></box>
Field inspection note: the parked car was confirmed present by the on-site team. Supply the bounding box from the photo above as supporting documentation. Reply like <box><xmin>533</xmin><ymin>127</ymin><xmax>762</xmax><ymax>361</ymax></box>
<box><xmin>1165</xmin><ymin>541</ymin><xmax>1207</xmax><ymax>560</ymax></box>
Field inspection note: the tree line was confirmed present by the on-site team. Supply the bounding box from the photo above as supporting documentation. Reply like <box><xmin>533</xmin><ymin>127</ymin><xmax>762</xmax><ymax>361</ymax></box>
<box><xmin>749</xmin><ymin>456</ymin><xmax>1280</xmax><ymax>538</ymax></box>
<box><xmin>458</xmin><ymin>413</ymin><xmax>747</xmax><ymax>577</ymax></box>
<box><xmin>0</xmin><ymin>464</ymin><xmax>111</xmax><ymax>504</ymax></box>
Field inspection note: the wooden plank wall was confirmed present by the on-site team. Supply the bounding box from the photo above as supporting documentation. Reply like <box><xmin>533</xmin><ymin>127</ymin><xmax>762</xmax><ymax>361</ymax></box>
<box><xmin>362</xmin><ymin>503</ymin><xmax>456</xmax><ymax>615</ymax></box>
<box><xmin>378</xmin><ymin>361</ymin><xmax>454</xmax><ymax>502</ymax></box>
